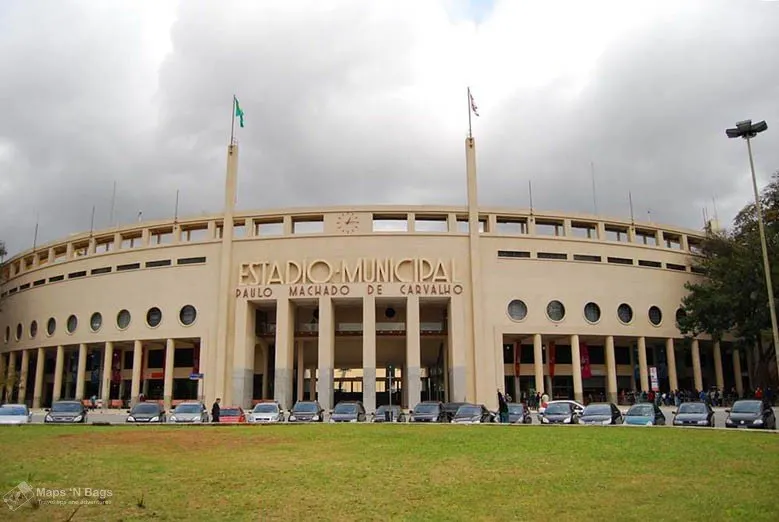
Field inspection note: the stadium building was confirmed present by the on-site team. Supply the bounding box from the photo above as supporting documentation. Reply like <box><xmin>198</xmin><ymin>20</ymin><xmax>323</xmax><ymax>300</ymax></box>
<box><xmin>0</xmin><ymin>138</ymin><xmax>751</xmax><ymax>412</ymax></box>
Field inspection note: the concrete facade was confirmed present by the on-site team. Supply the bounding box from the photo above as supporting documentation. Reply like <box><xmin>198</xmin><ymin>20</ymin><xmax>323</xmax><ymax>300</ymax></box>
<box><xmin>0</xmin><ymin>140</ymin><xmax>750</xmax><ymax>411</ymax></box>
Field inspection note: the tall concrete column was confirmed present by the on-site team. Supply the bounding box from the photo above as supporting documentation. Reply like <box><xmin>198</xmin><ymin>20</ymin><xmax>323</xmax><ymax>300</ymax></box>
<box><xmin>232</xmin><ymin>299</ymin><xmax>256</xmax><ymax>408</ymax></box>
<box><xmin>18</xmin><ymin>350</ymin><xmax>30</xmax><ymax>404</ymax></box>
<box><xmin>102</xmin><ymin>341</ymin><xmax>114</xmax><ymax>408</ymax></box>
<box><xmin>163</xmin><ymin>339</ymin><xmax>175</xmax><ymax>410</ymax></box>
<box><xmin>533</xmin><ymin>334</ymin><xmax>544</xmax><ymax>395</ymax></box>
<box><xmin>406</xmin><ymin>295</ymin><xmax>422</xmax><ymax>409</ymax></box>
<box><xmin>665</xmin><ymin>338</ymin><xmax>678</xmax><ymax>392</ymax></box>
<box><xmin>570</xmin><ymin>335</ymin><xmax>583</xmax><ymax>403</ymax></box>
<box><xmin>274</xmin><ymin>296</ymin><xmax>295</xmax><ymax>410</ymax></box>
<box><xmin>316</xmin><ymin>297</ymin><xmax>335</xmax><ymax>411</ymax></box>
<box><xmin>296</xmin><ymin>341</ymin><xmax>305</xmax><ymax>402</ymax></box>
<box><xmin>309</xmin><ymin>367</ymin><xmax>317</xmax><ymax>400</ymax></box>
<box><xmin>713</xmin><ymin>341</ymin><xmax>724</xmax><ymax>391</ymax></box>
<box><xmin>260</xmin><ymin>340</ymin><xmax>269</xmax><ymax>399</ymax></box>
<box><xmin>75</xmin><ymin>343</ymin><xmax>87</xmax><ymax>400</ymax></box>
<box><xmin>691</xmin><ymin>339</ymin><xmax>703</xmax><ymax>391</ymax></box>
<box><xmin>732</xmin><ymin>348</ymin><xmax>743</xmax><ymax>397</ymax></box>
<box><xmin>130</xmin><ymin>340</ymin><xmax>142</xmax><ymax>405</ymax></box>
<box><xmin>637</xmin><ymin>337</ymin><xmax>649</xmax><ymax>392</ymax></box>
<box><xmin>447</xmin><ymin>295</ymin><xmax>467</xmax><ymax>402</ymax></box>
<box><xmin>52</xmin><ymin>346</ymin><xmax>64</xmax><ymax>402</ymax></box>
<box><xmin>32</xmin><ymin>347</ymin><xmax>45</xmax><ymax>408</ymax></box>
<box><xmin>362</xmin><ymin>295</ymin><xmax>376</xmax><ymax>414</ymax></box>
<box><xmin>6</xmin><ymin>350</ymin><xmax>17</xmax><ymax>401</ymax></box>
<box><xmin>605</xmin><ymin>336</ymin><xmax>617</xmax><ymax>403</ymax></box>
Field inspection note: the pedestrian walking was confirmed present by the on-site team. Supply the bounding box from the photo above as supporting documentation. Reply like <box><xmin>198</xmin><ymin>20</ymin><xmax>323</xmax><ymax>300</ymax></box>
<box><xmin>211</xmin><ymin>398</ymin><xmax>221</xmax><ymax>423</ymax></box>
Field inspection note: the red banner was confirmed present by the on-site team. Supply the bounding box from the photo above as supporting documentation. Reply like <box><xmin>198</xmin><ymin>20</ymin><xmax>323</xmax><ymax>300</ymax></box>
<box><xmin>580</xmin><ymin>342</ymin><xmax>592</xmax><ymax>379</ymax></box>
<box><xmin>513</xmin><ymin>342</ymin><xmax>521</xmax><ymax>377</ymax></box>
<box><xmin>548</xmin><ymin>341</ymin><xmax>556</xmax><ymax>378</ymax></box>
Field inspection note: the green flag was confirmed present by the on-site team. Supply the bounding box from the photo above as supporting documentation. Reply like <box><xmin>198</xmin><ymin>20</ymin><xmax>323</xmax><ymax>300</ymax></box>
<box><xmin>234</xmin><ymin>96</ymin><xmax>245</xmax><ymax>128</ymax></box>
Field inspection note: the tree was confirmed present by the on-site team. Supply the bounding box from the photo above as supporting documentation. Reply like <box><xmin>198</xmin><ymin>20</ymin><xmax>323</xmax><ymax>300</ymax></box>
<box><xmin>678</xmin><ymin>172</ymin><xmax>779</xmax><ymax>388</ymax></box>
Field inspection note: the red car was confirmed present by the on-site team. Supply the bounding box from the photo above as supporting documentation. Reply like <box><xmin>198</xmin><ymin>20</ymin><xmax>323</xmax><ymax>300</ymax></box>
<box><xmin>218</xmin><ymin>406</ymin><xmax>246</xmax><ymax>423</ymax></box>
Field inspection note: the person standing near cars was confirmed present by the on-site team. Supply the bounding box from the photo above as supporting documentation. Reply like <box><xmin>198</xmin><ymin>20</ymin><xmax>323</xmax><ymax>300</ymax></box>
<box><xmin>497</xmin><ymin>390</ymin><xmax>509</xmax><ymax>423</ymax></box>
<box><xmin>211</xmin><ymin>398</ymin><xmax>221</xmax><ymax>423</ymax></box>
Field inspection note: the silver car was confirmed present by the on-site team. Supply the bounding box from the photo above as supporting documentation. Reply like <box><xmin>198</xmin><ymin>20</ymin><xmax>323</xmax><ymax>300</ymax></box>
<box><xmin>0</xmin><ymin>404</ymin><xmax>33</xmax><ymax>425</ymax></box>
<box><xmin>248</xmin><ymin>402</ymin><xmax>284</xmax><ymax>423</ymax></box>
<box><xmin>168</xmin><ymin>402</ymin><xmax>209</xmax><ymax>424</ymax></box>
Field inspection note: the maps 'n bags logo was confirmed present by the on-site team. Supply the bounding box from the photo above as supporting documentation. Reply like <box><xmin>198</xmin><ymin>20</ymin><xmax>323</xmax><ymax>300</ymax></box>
<box><xmin>3</xmin><ymin>481</ymin><xmax>35</xmax><ymax>511</ymax></box>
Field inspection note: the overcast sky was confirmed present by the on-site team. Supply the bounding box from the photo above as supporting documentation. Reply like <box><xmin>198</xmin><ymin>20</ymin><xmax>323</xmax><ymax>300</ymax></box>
<box><xmin>2</xmin><ymin>0</ymin><xmax>779</xmax><ymax>257</ymax></box>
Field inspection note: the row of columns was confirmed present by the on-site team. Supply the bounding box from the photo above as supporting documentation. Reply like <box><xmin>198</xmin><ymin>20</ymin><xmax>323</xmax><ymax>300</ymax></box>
<box><xmin>526</xmin><ymin>335</ymin><xmax>745</xmax><ymax>404</ymax></box>
<box><xmin>2</xmin><ymin>339</ymin><xmax>190</xmax><ymax>410</ymax></box>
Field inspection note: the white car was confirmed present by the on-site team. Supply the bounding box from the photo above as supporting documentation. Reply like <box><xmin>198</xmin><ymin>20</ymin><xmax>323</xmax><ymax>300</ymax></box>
<box><xmin>248</xmin><ymin>402</ymin><xmax>285</xmax><ymax>423</ymax></box>
<box><xmin>537</xmin><ymin>399</ymin><xmax>585</xmax><ymax>420</ymax></box>
<box><xmin>0</xmin><ymin>404</ymin><xmax>33</xmax><ymax>425</ymax></box>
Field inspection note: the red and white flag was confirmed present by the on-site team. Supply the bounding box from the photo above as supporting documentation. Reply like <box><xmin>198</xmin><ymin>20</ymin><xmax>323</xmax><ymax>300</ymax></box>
<box><xmin>468</xmin><ymin>87</ymin><xmax>479</xmax><ymax>117</ymax></box>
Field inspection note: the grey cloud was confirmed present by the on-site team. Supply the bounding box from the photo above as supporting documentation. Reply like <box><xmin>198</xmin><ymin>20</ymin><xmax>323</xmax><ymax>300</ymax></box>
<box><xmin>2</xmin><ymin>0</ymin><xmax>778</xmax><ymax>257</ymax></box>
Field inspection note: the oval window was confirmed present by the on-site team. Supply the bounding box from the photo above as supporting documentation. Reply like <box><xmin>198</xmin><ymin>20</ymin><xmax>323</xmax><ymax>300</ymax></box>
<box><xmin>90</xmin><ymin>312</ymin><xmax>103</xmax><ymax>332</ymax></box>
<box><xmin>648</xmin><ymin>306</ymin><xmax>663</xmax><ymax>326</ymax></box>
<box><xmin>507</xmin><ymin>300</ymin><xmax>528</xmax><ymax>321</ymax></box>
<box><xmin>66</xmin><ymin>315</ymin><xmax>78</xmax><ymax>334</ymax></box>
<box><xmin>30</xmin><ymin>320</ymin><xmax>38</xmax><ymax>338</ymax></box>
<box><xmin>546</xmin><ymin>300</ymin><xmax>566</xmax><ymax>321</ymax></box>
<box><xmin>47</xmin><ymin>317</ymin><xmax>57</xmax><ymax>336</ymax></box>
<box><xmin>117</xmin><ymin>309</ymin><xmax>131</xmax><ymax>330</ymax></box>
<box><xmin>617</xmin><ymin>303</ymin><xmax>633</xmax><ymax>324</ymax></box>
<box><xmin>584</xmin><ymin>302</ymin><xmax>601</xmax><ymax>324</ymax></box>
<box><xmin>146</xmin><ymin>307</ymin><xmax>162</xmax><ymax>328</ymax></box>
<box><xmin>179</xmin><ymin>305</ymin><xmax>197</xmax><ymax>326</ymax></box>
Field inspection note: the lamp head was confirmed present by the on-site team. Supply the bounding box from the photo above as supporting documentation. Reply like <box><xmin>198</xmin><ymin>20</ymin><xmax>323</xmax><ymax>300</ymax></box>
<box><xmin>726</xmin><ymin>119</ymin><xmax>768</xmax><ymax>139</ymax></box>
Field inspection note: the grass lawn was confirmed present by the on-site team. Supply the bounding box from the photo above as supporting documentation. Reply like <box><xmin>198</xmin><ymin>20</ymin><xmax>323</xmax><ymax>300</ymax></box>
<box><xmin>0</xmin><ymin>425</ymin><xmax>777</xmax><ymax>521</ymax></box>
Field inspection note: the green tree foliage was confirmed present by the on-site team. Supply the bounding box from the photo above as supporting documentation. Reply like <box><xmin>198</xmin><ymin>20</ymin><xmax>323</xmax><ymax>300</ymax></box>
<box><xmin>678</xmin><ymin>172</ymin><xmax>779</xmax><ymax>387</ymax></box>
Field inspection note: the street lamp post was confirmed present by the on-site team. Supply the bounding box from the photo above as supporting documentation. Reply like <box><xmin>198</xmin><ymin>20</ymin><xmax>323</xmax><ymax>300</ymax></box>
<box><xmin>726</xmin><ymin>119</ymin><xmax>779</xmax><ymax>383</ymax></box>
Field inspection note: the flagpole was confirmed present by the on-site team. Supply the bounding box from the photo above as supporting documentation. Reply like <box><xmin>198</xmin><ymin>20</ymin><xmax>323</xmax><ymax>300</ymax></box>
<box><xmin>89</xmin><ymin>205</ymin><xmax>96</xmax><ymax>237</ymax></box>
<box><xmin>174</xmin><ymin>189</ymin><xmax>180</xmax><ymax>222</ymax></box>
<box><xmin>467</xmin><ymin>87</ymin><xmax>473</xmax><ymax>139</ymax></box>
<box><xmin>109</xmin><ymin>180</ymin><xmax>117</xmax><ymax>227</ymax></box>
<box><xmin>628</xmin><ymin>191</ymin><xmax>635</xmax><ymax>224</ymax></box>
<box><xmin>33</xmin><ymin>212</ymin><xmax>39</xmax><ymax>251</ymax></box>
<box><xmin>230</xmin><ymin>95</ymin><xmax>236</xmax><ymax>146</ymax></box>
<box><xmin>528</xmin><ymin>180</ymin><xmax>534</xmax><ymax>214</ymax></box>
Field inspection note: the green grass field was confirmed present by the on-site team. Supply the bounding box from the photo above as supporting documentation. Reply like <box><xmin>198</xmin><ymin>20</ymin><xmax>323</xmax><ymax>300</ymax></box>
<box><xmin>0</xmin><ymin>425</ymin><xmax>777</xmax><ymax>521</ymax></box>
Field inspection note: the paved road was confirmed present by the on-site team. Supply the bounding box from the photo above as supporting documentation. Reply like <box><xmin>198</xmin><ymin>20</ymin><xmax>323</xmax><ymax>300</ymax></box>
<box><xmin>22</xmin><ymin>406</ymin><xmax>778</xmax><ymax>429</ymax></box>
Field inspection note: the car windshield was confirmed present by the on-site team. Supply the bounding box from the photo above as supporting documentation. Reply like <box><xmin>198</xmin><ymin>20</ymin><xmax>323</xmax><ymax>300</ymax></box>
<box><xmin>293</xmin><ymin>402</ymin><xmax>318</xmax><ymax>413</ymax></box>
<box><xmin>456</xmin><ymin>406</ymin><xmax>481</xmax><ymax>416</ymax></box>
<box><xmin>131</xmin><ymin>404</ymin><xmax>161</xmax><ymax>414</ymax></box>
<box><xmin>627</xmin><ymin>404</ymin><xmax>654</xmax><ymax>416</ymax></box>
<box><xmin>174</xmin><ymin>404</ymin><xmax>202</xmax><ymax>414</ymax></box>
<box><xmin>376</xmin><ymin>405</ymin><xmax>400</xmax><ymax>414</ymax></box>
<box><xmin>414</xmin><ymin>403</ymin><xmax>439</xmax><ymax>413</ymax></box>
<box><xmin>253</xmin><ymin>404</ymin><xmax>278</xmax><ymax>413</ymax></box>
<box><xmin>508</xmin><ymin>405</ymin><xmax>525</xmax><ymax>414</ymax></box>
<box><xmin>51</xmin><ymin>402</ymin><xmax>83</xmax><ymax>413</ymax></box>
<box><xmin>732</xmin><ymin>401</ymin><xmax>762</xmax><ymax>414</ymax></box>
<box><xmin>583</xmin><ymin>404</ymin><xmax>611</xmax><ymax>415</ymax></box>
<box><xmin>334</xmin><ymin>403</ymin><xmax>357</xmax><ymax>414</ymax></box>
<box><xmin>0</xmin><ymin>406</ymin><xmax>27</xmax><ymax>416</ymax></box>
<box><xmin>221</xmin><ymin>408</ymin><xmax>241</xmax><ymax>416</ymax></box>
<box><xmin>679</xmin><ymin>403</ymin><xmax>707</xmax><ymax>414</ymax></box>
<box><xmin>545</xmin><ymin>403</ymin><xmax>571</xmax><ymax>414</ymax></box>
<box><xmin>444</xmin><ymin>403</ymin><xmax>465</xmax><ymax>412</ymax></box>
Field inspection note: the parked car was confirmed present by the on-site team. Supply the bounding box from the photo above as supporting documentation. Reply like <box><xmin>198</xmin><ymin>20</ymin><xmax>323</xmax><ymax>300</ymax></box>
<box><xmin>442</xmin><ymin>402</ymin><xmax>469</xmax><ymax>422</ymax></box>
<box><xmin>507</xmin><ymin>403</ymin><xmax>533</xmax><ymax>424</ymax></box>
<box><xmin>288</xmin><ymin>401</ymin><xmax>324</xmax><ymax>423</ymax></box>
<box><xmin>539</xmin><ymin>401</ymin><xmax>580</xmax><ymax>424</ymax></box>
<box><xmin>248</xmin><ymin>402</ymin><xmax>285</xmax><ymax>423</ymax></box>
<box><xmin>537</xmin><ymin>400</ymin><xmax>584</xmax><ymax>421</ymax></box>
<box><xmin>623</xmin><ymin>403</ymin><xmax>666</xmax><ymax>426</ymax></box>
<box><xmin>451</xmin><ymin>403</ymin><xmax>493</xmax><ymax>424</ymax></box>
<box><xmin>672</xmin><ymin>402</ymin><xmax>714</xmax><ymax>428</ymax></box>
<box><xmin>219</xmin><ymin>406</ymin><xmax>246</xmax><ymax>423</ymax></box>
<box><xmin>409</xmin><ymin>401</ymin><xmax>446</xmax><ymax>423</ymax></box>
<box><xmin>126</xmin><ymin>402</ymin><xmax>166</xmax><ymax>423</ymax></box>
<box><xmin>168</xmin><ymin>402</ymin><xmax>209</xmax><ymax>424</ymax></box>
<box><xmin>725</xmin><ymin>400</ymin><xmax>777</xmax><ymax>430</ymax></box>
<box><xmin>0</xmin><ymin>404</ymin><xmax>33</xmax><ymax>425</ymax></box>
<box><xmin>330</xmin><ymin>401</ymin><xmax>367</xmax><ymax>423</ymax></box>
<box><xmin>579</xmin><ymin>403</ymin><xmax>622</xmax><ymax>425</ymax></box>
<box><xmin>45</xmin><ymin>400</ymin><xmax>89</xmax><ymax>424</ymax></box>
<box><xmin>373</xmin><ymin>404</ymin><xmax>405</xmax><ymax>423</ymax></box>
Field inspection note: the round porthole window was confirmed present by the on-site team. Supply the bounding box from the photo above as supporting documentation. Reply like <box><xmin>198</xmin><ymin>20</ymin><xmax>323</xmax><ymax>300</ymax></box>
<box><xmin>30</xmin><ymin>320</ymin><xmax>38</xmax><ymax>338</ymax></box>
<box><xmin>648</xmin><ymin>306</ymin><xmax>663</xmax><ymax>326</ymax></box>
<box><xmin>90</xmin><ymin>312</ymin><xmax>103</xmax><ymax>332</ymax></box>
<box><xmin>47</xmin><ymin>317</ymin><xmax>56</xmax><ymax>336</ymax></box>
<box><xmin>179</xmin><ymin>305</ymin><xmax>197</xmax><ymax>326</ymax></box>
<box><xmin>117</xmin><ymin>309</ymin><xmax>131</xmax><ymax>330</ymax></box>
<box><xmin>546</xmin><ymin>300</ymin><xmax>566</xmax><ymax>322</ymax></box>
<box><xmin>675</xmin><ymin>307</ymin><xmax>686</xmax><ymax>325</ymax></box>
<box><xmin>66</xmin><ymin>315</ymin><xmax>78</xmax><ymax>334</ymax></box>
<box><xmin>507</xmin><ymin>300</ymin><xmax>528</xmax><ymax>321</ymax></box>
<box><xmin>617</xmin><ymin>303</ymin><xmax>633</xmax><ymax>324</ymax></box>
<box><xmin>584</xmin><ymin>302</ymin><xmax>601</xmax><ymax>324</ymax></box>
<box><xmin>146</xmin><ymin>307</ymin><xmax>162</xmax><ymax>328</ymax></box>
<box><xmin>15</xmin><ymin>323</ymin><xmax>22</xmax><ymax>341</ymax></box>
